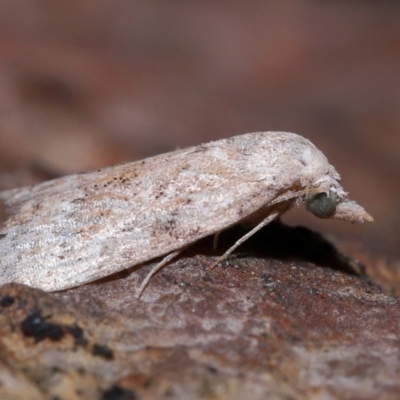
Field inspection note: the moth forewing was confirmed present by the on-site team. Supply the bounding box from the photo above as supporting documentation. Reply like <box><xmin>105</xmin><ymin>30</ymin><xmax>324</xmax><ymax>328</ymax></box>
<box><xmin>0</xmin><ymin>132</ymin><xmax>372</xmax><ymax>294</ymax></box>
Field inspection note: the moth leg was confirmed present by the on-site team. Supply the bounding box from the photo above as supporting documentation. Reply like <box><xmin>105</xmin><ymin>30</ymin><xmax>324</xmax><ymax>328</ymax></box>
<box><xmin>213</xmin><ymin>230</ymin><xmax>222</xmax><ymax>250</ymax></box>
<box><xmin>208</xmin><ymin>211</ymin><xmax>279</xmax><ymax>270</ymax></box>
<box><xmin>136</xmin><ymin>250</ymin><xmax>182</xmax><ymax>298</ymax></box>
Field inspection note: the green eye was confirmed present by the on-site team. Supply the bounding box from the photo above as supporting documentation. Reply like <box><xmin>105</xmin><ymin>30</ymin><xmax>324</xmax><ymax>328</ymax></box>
<box><xmin>306</xmin><ymin>190</ymin><xmax>337</xmax><ymax>219</ymax></box>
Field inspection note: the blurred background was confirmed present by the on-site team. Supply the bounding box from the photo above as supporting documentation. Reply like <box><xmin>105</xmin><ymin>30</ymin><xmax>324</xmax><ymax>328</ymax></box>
<box><xmin>0</xmin><ymin>1</ymin><xmax>398</xmax><ymax>260</ymax></box>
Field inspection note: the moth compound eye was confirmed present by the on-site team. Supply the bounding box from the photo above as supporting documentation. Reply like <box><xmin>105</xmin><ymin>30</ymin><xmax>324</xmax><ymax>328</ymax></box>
<box><xmin>306</xmin><ymin>190</ymin><xmax>337</xmax><ymax>219</ymax></box>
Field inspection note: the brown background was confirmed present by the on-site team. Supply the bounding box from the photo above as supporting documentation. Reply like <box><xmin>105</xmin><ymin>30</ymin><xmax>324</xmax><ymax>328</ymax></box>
<box><xmin>0</xmin><ymin>1</ymin><xmax>399</xmax><ymax>258</ymax></box>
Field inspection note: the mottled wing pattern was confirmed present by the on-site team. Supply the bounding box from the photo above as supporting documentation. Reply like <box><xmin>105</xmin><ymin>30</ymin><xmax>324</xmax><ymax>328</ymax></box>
<box><xmin>0</xmin><ymin>134</ymin><xmax>280</xmax><ymax>290</ymax></box>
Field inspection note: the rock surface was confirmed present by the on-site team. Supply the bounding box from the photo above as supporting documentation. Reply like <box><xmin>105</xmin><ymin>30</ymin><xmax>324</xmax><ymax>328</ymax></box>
<box><xmin>1</xmin><ymin>223</ymin><xmax>399</xmax><ymax>399</ymax></box>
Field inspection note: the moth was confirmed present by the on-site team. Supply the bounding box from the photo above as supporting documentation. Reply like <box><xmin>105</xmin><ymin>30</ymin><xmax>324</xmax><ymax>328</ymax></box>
<box><xmin>0</xmin><ymin>132</ymin><xmax>372</xmax><ymax>297</ymax></box>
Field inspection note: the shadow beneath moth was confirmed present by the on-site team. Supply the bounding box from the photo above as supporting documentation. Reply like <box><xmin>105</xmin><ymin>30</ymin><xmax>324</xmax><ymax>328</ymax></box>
<box><xmin>0</xmin><ymin>132</ymin><xmax>372</xmax><ymax>298</ymax></box>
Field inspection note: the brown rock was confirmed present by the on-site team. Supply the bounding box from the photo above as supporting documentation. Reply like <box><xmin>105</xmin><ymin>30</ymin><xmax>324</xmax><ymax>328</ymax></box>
<box><xmin>1</xmin><ymin>222</ymin><xmax>399</xmax><ymax>399</ymax></box>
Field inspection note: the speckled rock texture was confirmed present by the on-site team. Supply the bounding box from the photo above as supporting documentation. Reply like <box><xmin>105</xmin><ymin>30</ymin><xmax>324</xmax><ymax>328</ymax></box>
<box><xmin>0</xmin><ymin>223</ymin><xmax>399</xmax><ymax>400</ymax></box>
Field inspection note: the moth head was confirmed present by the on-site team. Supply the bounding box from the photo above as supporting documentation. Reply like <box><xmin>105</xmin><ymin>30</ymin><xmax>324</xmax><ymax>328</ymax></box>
<box><xmin>306</xmin><ymin>189</ymin><xmax>373</xmax><ymax>223</ymax></box>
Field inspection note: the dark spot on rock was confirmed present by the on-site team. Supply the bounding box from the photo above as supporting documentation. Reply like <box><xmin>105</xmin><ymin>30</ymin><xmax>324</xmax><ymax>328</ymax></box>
<box><xmin>309</xmin><ymin>287</ymin><xmax>321</xmax><ymax>296</ymax></box>
<box><xmin>0</xmin><ymin>295</ymin><xmax>15</xmax><ymax>307</ymax></box>
<box><xmin>262</xmin><ymin>274</ymin><xmax>275</xmax><ymax>287</ymax></box>
<box><xmin>92</xmin><ymin>343</ymin><xmax>114</xmax><ymax>360</ymax></box>
<box><xmin>101</xmin><ymin>385</ymin><xmax>137</xmax><ymax>400</ymax></box>
<box><xmin>67</xmin><ymin>324</ymin><xmax>88</xmax><ymax>347</ymax></box>
<box><xmin>21</xmin><ymin>310</ymin><xmax>64</xmax><ymax>342</ymax></box>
